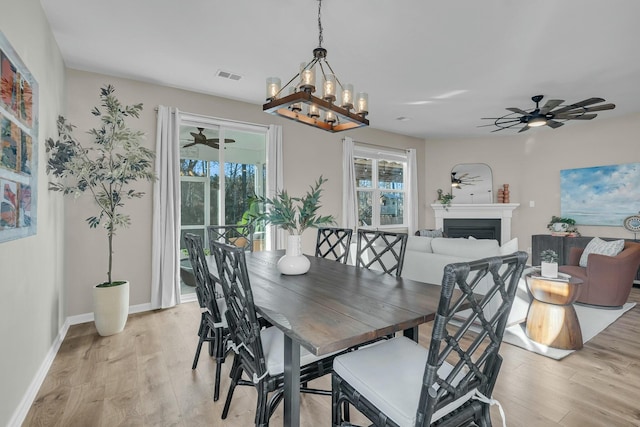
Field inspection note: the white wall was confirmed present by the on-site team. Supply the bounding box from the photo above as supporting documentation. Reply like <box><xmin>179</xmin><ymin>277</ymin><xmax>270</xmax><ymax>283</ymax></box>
<box><xmin>425</xmin><ymin>113</ymin><xmax>640</xmax><ymax>257</ymax></box>
<box><xmin>64</xmin><ymin>69</ymin><xmax>427</xmax><ymax>316</ymax></box>
<box><xmin>0</xmin><ymin>0</ymin><xmax>66</xmax><ymax>425</ymax></box>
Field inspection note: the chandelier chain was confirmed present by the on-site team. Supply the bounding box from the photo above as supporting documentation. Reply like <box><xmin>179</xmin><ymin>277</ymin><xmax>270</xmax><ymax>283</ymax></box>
<box><xmin>317</xmin><ymin>0</ymin><xmax>323</xmax><ymax>47</ymax></box>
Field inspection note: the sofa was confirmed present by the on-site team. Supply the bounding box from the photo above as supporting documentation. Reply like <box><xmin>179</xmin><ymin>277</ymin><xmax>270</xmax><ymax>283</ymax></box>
<box><xmin>400</xmin><ymin>236</ymin><xmax>527</xmax><ymax>323</ymax></box>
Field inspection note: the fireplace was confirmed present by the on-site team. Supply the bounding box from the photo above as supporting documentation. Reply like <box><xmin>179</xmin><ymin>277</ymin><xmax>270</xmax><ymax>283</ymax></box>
<box><xmin>444</xmin><ymin>218</ymin><xmax>501</xmax><ymax>241</ymax></box>
<box><xmin>431</xmin><ymin>203</ymin><xmax>519</xmax><ymax>245</ymax></box>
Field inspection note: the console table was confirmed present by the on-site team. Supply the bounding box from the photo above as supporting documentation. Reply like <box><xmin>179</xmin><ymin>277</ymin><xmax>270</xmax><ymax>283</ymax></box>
<box><xmin>531</xmin><ymin>234</ymin><xmax>640</xmax><ymax>283</ymax></box>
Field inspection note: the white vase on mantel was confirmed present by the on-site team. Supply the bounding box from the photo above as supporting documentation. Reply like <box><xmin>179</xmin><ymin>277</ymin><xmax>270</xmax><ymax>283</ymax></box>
<box><xmin>540</xmin><ymin>262</ymin><xmax>558</xmax><ymax>279</ymax></box>
<box><xmin>277</xmin><ymin>234</ymin><xmax>311</xmax><ymax>275</ymax></box>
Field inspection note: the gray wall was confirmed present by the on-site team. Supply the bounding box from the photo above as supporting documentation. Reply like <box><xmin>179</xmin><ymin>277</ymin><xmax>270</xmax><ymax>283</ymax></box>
<box><xmin>0</xmin><ymin>0</ymin><xmax>66</xmax><ymax>425</ymax></box>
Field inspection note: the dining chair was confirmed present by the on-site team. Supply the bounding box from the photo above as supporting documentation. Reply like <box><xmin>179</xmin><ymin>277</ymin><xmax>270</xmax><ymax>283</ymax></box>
<box><xmin>207</xmin><ymin>224</ymin><xmax>254</xmax><ymax>252</ymax></box>
<box><xmin>183</xmin><ymin>233</ymin><xmax>230</xmax><ymax>402</ymax></box>
<box><xmin>210</xmin><ymin>241</ymin><xmax>345</xmax><ymax>426</ymax></box>
<box><xmin>315</xmin><ymin>227</ymin><xmax>353</xmax><ymax>264</ymax></box>
<box><xmin>332</xmin><ymin>251</ymin><xmax>528</xmax><ymax>427</ymax></box>
<box><xmin>355</xmin><ymin>229</ymin><xmax>408</xmax><ymax>277</ymax></box>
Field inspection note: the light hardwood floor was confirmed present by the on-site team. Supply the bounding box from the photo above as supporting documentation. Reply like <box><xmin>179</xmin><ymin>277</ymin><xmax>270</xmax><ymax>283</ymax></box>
<box><xmin>24</xmin><ymin>288</ymin><xmax>640</xmax><ymax>427</ymax></box>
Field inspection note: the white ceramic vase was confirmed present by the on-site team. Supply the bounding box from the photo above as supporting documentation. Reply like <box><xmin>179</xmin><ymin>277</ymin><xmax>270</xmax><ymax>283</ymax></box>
<box><xmin>93</xmin><ymin>280</ymin><xmax>130</xmax><ymax>336</ymax></box>
<box><xmin>540</xmin><ymin>262</ymin><xmax>558</xmax><ymax>279</ymax></box>
<box><xmin>277</xmin><ymin>235</ymin><xmax>311</xmax><ymax>275</ymax></box>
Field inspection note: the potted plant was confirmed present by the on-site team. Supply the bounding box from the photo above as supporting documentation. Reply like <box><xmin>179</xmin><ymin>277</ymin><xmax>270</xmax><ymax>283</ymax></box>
<box><xmin>547</xmin><ymin>216</ymin><xmax>580</xmax><ymax>236</ymax></box>
<box><xmin>45</xmin><ymin>85</ymin><xmax>156</xmax><ymax>336</ymax></box>
<box><xmin>251</xmin><ymin>176</ymin><xmax>336</xmax><ymax>275</ymax></box>
<box><xmin>540</xmin><ymin>249</ymin><xmax>559</xmax><ymax>278</ymax></box>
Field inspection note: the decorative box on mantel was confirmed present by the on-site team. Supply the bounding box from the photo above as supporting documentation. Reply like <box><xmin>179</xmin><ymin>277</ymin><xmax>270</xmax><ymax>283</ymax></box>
<box><xmin>430</xmin><ymin>203</ymin><xmax>519</xmax><ymax>245</ymax></box>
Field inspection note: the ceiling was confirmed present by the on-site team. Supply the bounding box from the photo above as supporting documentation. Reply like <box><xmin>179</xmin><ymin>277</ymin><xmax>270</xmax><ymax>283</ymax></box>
<box><xmin>40</xmin><ymin>0</ymin><xmax>640</xmax><ymax>140</ymax></box>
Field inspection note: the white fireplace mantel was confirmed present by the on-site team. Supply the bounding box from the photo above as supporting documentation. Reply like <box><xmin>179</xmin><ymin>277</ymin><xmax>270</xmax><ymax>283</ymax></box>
<box><xmin>430</xmin><ymin>203</ymin><xmax>519</xmax><ymax>244</ymax></box>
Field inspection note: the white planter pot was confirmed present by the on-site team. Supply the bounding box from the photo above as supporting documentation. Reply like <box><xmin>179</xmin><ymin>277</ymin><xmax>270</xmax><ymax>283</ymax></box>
<box><xmin>540</xmin><ymin>262</ymin><xmax>558</xmax><ymax>279</ymax></box>
<box><xmin>93</xmin><ymin>280</ymin><xmax>130</xmax><ymax>336</ymax></box>
<box><xmin>277</xmin><ymin>235</ymin><xmax>311</xmax><ymax>275</ymax></box>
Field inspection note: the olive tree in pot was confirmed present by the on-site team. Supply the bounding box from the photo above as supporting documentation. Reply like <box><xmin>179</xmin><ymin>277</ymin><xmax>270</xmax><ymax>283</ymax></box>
<box><xmin>45</xmin><ymin>85</ymin><xmax>156</xmax><ymax>336</ymax></box>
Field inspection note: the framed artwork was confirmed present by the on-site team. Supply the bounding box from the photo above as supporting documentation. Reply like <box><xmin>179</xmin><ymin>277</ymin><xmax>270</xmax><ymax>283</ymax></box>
<box><xmin>560</xmin><ymin>162</ymin><xmax>640</xmax><ymax>227</ymax></box>
<box><xmin>0</xmin><ymin>31</ymin><xmax>38</xmax><ymax>242</ymax></box>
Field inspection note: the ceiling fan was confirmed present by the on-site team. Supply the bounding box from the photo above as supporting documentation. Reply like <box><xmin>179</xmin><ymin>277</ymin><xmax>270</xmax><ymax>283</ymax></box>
<box><xmin>451</xmin><ymin>172</ymin><xmax>480</xmax><ymax>188</ymax></box>
<box><xmin>182</xmin><ymin>128</ymin><xmax>235</xmax><ymax>149</ymax></box>
<box><xmin>481</xmin><ymin>95</ymin><xmax>615</xmax><ymax>133</ymax></box>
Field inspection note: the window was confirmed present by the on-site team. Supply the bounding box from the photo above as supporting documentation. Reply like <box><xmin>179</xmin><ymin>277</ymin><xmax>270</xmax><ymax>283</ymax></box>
<box><xmin>354</xmin><ymin>146</ymin><xmax>408</xmax><ymax>228</ymax></box>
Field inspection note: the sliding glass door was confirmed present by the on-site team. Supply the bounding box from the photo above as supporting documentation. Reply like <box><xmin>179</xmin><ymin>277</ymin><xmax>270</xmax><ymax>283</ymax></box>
<box><xmin>179</xmin><ymin>119</ymin><xmax>267</xmax><ymax>296</ymax></box>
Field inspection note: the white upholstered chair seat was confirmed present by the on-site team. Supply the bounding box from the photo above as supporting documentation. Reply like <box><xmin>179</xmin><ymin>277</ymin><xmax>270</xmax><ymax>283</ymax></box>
<box><xmin>259</xmin><ymin>326</ymin><xmax>338</xmax><ymax>376</ymax></box>
<box><xmin>333</xmin><ymin>336</ymin><xmax>475</xmax><ymax>426</ymax></box>
<box><xmin>211</xmin><ymin>296</ymin><xmax>228</xmax><ymax>328</ymax></box>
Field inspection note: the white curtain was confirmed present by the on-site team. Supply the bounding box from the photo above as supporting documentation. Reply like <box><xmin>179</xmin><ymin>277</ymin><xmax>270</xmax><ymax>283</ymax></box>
<box><xmin>342</xmin><ymin>137</ymin><xmax>358</xmax><ymax>230</ymax></box>
<box><xmin>406</xmin><ymin>148</ymin><xmax>419</xmax><ymax>235</ymax></box>
<box><xmin>266</xmin><ymin>125</ymin><xmax>285</xmax><ymax>250</ymax></box>
<box><xmin>151</xmin><ymin>105</ymin><xmax>181</xmax><ymax>309</ymax></box>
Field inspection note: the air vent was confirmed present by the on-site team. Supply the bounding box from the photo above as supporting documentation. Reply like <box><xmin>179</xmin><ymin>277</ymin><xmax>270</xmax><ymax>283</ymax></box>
<box><xmin>216</xmin><ymin>69</ymin><xmax>242</xmax><ymax>81</ymax></box>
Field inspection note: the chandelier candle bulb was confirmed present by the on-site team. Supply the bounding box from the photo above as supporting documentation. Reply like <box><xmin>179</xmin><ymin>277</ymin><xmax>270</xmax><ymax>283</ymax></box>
<box><xmin>341</xmin><ymin>84</ymin><xmax>354</xmax><ymax>109</ymax></box>
<box><xmin>325</xmin><ymin>111</ymin><xmax>337</xmax><ymax>124</ymax></box>
<box><xmin>289</xmin><ymin>87</ymin><xmax>302</xmax><ymax>112</ymax></box>
<box><xmin>308</xmin><ymin>104</ymin><xmax>320</xmax><ymax>119</ymax></box>
<box><xmin>299</xmin><ymin>62</ymin><xmax>316</xmax><ymax>92</ymax></box>
<box><xmin>356</xmin><ymin>92</ymin><xmax>369</xmax><ymax>115</ymax></box>
<box><xmin>266</xmin><ymin>77</ymin><xmax>281</xmax><ymax>101</ymax></box>
<box><xmin>323</xmin><ymin>74</ymin><xmax>336</xmax><ymax>101</ymax></box>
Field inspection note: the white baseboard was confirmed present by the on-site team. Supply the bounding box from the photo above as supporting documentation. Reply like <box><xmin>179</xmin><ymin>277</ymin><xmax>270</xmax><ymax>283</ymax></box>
<box><xmin>8</xmin><ymin>302</ymin><xmax>154</xmax><ymax>427</ymax></box>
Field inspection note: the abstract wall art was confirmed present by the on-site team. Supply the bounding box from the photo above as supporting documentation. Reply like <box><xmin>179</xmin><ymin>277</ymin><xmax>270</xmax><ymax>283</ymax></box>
<box><xmin>0</xmin><ymin>31</ymin><xmax>38</xmax><ymax>242</ymax></box>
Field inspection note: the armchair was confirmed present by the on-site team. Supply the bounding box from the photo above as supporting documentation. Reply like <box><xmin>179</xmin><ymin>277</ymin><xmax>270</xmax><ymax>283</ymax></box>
<box><xmin>559</xmin><ymin>241</ymin><xmax>640</xmax><ymax>308</ymax></box>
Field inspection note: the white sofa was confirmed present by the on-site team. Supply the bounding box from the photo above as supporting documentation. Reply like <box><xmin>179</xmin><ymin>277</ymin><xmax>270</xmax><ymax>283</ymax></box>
<box><xmin>401</xmin><ymin>236</ymin><xmax>526</xmax><ymax>322</ymax></box>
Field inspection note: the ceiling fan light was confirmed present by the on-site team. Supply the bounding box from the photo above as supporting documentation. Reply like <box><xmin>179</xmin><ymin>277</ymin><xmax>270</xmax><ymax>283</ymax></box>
<box><xmin>528</xmin><ymin>117</ymin><xmax>547</xmax><ymax>127</ymax></box>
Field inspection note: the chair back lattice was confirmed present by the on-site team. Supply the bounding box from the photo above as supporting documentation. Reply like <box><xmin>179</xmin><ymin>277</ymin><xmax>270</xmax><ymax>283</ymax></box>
<box><xmin>355</xmin><ymin>230</ymin><xmax>408</xmax><ymax>276</ymax></box>
<box><xmin>416</xmin><ymin>251</ymin><xmax>528</xmax><ymax>426</ymax></box>
<box><xmin>315</xmin><ymin>227</ymin><xmax>353</xmax><ymax>264</ymax></box>
<box><xmin>210</xmin><ymin>241</ymin><xmax>269</xmax><ymax>382</ymax></box>
<box><xmin>184</xmin><ymin>233</ymin><xmax>224</xmax><ymax>324</ymax></box>
<box><xmin>207</xmin><ymin>224</ymin><xmax>254</xmax><ymax>252</ymax></box>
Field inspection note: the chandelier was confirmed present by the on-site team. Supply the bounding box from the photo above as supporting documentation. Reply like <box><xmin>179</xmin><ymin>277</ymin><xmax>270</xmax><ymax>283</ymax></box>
<box><xmin>262</xmin><ymin>0</ymin><xmax>369</xmax><ymax>132</ymax></box>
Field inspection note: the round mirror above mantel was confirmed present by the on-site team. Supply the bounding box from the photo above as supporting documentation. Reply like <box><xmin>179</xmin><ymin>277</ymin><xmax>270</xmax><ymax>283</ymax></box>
<box><xmin>451</xmin><ymin>163</ymin><xmax>493</xmax><ymax>204</ymax></box>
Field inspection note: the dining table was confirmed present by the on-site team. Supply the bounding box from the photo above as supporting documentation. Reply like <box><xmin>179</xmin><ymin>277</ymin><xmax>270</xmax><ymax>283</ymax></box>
<box><xmin>207</xmin><ymin>250</ymin><xmax>469</xmax><ymax>427</ymax></box>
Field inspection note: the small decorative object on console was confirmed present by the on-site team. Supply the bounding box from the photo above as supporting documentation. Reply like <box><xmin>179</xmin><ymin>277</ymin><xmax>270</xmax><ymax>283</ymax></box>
<box><xmin>547</xmin><ymin>216</ymin><xmax>580</xmax><ymax>236</ymax></box>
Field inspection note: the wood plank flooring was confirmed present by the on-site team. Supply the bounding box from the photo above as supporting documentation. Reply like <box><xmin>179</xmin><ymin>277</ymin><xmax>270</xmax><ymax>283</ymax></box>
<box><xmin>23</xmin><ymin>288</ymin><xmax>640</xmax><ymax>426</ymax></box>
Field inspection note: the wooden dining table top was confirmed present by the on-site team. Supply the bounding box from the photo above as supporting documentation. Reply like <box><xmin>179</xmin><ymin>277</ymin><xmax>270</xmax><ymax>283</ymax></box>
<box><xmin>211</xmin><ymin>250</ymin><xmax>462</xmax><ymax>356</ymax></box>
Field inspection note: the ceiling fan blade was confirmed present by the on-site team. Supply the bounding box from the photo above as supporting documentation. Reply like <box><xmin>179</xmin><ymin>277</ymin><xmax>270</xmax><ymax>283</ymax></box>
<box><xmin>518</xmin><ymin>125</ymin><xmax>531</xmax><ymax>133</ymax></box>
<box><xmin>545</xmin><ymin>120</ymin><xmax>565</xmax><ymax>129</ymax></box>
<box><xmin>583</xmin><ymin>103</ymin><xmax>615</xmax><ymax>112</ymax></box>
<box><xmin>183</xmin><ymin>142</ymin><xmax>196</xmax><ymax>148</ymax></box>
<box><xmin>551</xmin><ymin>97</ymin><xmax>605</xmax><ymax>115</ymax></box>
<box><xmin>539</xmin><ymin>99</ymin><xmax>564</xmax><ymax>114</ymax></box>
<box><xmin>562</xmin><ymin>113</ymin><xmax>598</xmax><ymax>120</ymax></box>
<box><xmin>506</xmin><ymin>107</ymin><xmax>530</xmax><ymax>115</ymax></box>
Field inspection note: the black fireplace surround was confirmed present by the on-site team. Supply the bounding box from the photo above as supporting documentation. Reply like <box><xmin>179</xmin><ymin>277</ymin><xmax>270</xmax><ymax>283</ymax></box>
<box><xmin>443</xmin><ymin>218</ymin><xmax>501</xmax><ymax>242</ymax></box>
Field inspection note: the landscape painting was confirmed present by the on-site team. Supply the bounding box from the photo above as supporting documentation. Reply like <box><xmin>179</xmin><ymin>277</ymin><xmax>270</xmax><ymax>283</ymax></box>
<box><xmin>561</xmin><ymin>162</ymin><xmax>640</xmax><ymax>226</ymax></box>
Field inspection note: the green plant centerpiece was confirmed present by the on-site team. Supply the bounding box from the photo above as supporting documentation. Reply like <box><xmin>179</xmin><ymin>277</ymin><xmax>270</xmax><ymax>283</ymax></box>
<box><xmin>437</xmin><ymin>189</ymin><xmax>455</xmax><ymax>211</ymax></box>
<box><xmin>45</xmin><ymin>85</ymin><xmax>156</xmax><ymax>335</ymax></box>
<box><xmin>251</xmin><ymin>176</ymin><xmax>336</xmax><ymax>275</ymax></box>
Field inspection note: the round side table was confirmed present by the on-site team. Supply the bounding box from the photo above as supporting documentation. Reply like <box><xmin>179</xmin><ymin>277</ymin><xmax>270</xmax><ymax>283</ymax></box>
<box><xmin>525</xmin><ymin>273</ymin><xmax>584</xmax><ymax>350</ymax></box>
